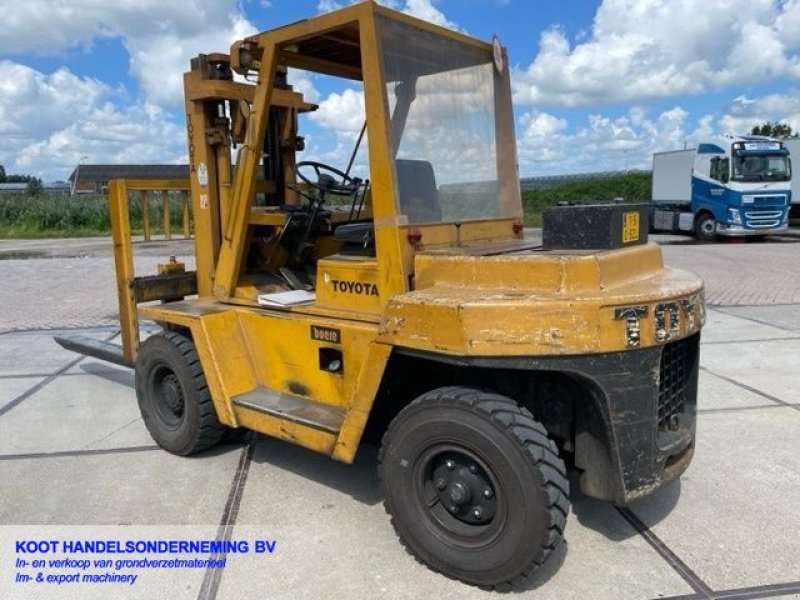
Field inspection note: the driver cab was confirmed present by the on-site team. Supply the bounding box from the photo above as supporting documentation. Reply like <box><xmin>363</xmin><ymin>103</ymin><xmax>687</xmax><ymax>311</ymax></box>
<box><xmin>193</xmin><ymin>1</ymin><xmax>521</xmax><ymax>317</ymax></box>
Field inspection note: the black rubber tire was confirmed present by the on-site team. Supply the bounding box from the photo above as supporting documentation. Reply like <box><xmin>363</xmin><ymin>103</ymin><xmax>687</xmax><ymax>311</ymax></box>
<box><xmin>694</xmin><ymin>212</ymin><xmax>717</xmax><ymax>242</ymax></box>
<box><xmin>378</xmin><ymin>387</ymin><xmax>570</xmax><ymax>590</ymax></box>
<box><xmin>135</xmin><ymin>332</ymin><xmax>225</xmax><ymax>456</ymax></box>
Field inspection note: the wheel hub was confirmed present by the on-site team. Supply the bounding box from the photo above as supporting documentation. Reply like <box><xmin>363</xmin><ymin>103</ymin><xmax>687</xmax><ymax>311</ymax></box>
<box><xmin>449</xmin><ymin>482</ymin><xmax>470</xmax><ymax>505</ymax></box>
<box><xmin>431</xmin><ymin>453</ymin><xmax>496</xmax><ymax>524</ymax></box>
<box><xmin>161</xmin><ymin>374</ymin><xmax>184</xmax><ymax>417</ymax></box>
<box><xmin>149</xmin><ymin>365</ymin><xmax>186</xmax><ymax>429</ymax></box>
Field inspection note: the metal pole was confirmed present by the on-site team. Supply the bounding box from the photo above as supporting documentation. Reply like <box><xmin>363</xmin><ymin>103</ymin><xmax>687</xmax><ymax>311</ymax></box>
<box><xmin>345</xmin><ymin>121</ymin><xmax>367</xmax><ymax>177</ymax></box>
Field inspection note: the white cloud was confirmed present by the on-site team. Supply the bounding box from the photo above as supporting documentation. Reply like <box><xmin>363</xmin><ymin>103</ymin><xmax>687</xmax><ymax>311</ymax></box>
<box><xmin>718</xmin><ymin>91</ymin><xmax>800</xmax><ymax>133</ymax></box>
<box><xmin>0</xmin><ymin>62</ymin><xmax>106</xmax><ymax>137</ymax></box>
<box><xmin>518</xmin><ymin>105</ymin><xmax>699</xmax><ymax>175</ymax></box>
<box><xmin>520</xmin><ymin>111</ymin><xmax>567</xmax><ymax>139</ymax></box>
<box><xmin>0</xmin><ymin>0</ymin><xmax>466</xmax><ymax>179</ymax></box>
<box><xmin>302</xmin><ymin>0</ymin><xmax>465</xmax><ymax>173</ymax></box>
<box><xmin>316</xmin><ymin>0</ymin><xmax>462</xmax><ymax>31</ymax></box>
<box><xmin>513</xmin><ymin>0</ymin><xmax>800</xmax><ymax>108</ymax></box>
<box><xmin>0</xmin><ymin>3</ymin><xmax>230</xmax><ymax>56</ymax></box>
<box><xmin>310</xmin><ymin>88</ymin><xmax>365</xmax><ymax>131</ymax></box>
<box><xmin>125</xmin><ymin>12</ymin><xmax>256</xmax><ymax>106</ymax></box>
<box><xmin>0</xmin><ymin>2</ymin><xmax>259</xmax><ymax>179</ymax></box>
<box><xmin>0</xmin><ymin>0</ymin><xmax>257</xmax><ymax>106</ymax></box>
<box><xmin>0</xmin><ymin>61</ymin><xmax>185</xmax><ymax>180</ymax></box>
<box><xmin>288</xmin><ymin>69</ymin><xmax>322</xmax><ymax>105</ymax></box>
<box><xmin>400</xmin><ymin>0</ymin><xmax>462</xmax><ymax>31</ymax></box>
<box><xmin>14</xmin><ymin>0</ymin><xmax>800</xmax><ymax>184</ymax></box>
<box><xmin>317</xmin><ymin>0</ymin><xmax>344</xmax><ymax>11</ymax></box>
<box><xmin>517</xmin><ymin>90</ymin><xmax>800</xmax><ymax>176</ymax></box>
<box><xmin>304</xmin><ymin>87</ymin><xmax>369</xmax><ymax>176</ymax></box>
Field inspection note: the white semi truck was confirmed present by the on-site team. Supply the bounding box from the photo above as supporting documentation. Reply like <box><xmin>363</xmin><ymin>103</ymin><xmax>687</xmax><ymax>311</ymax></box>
<box><xmin>651</xmin><ymin>134</ymin><xmax>792</xmax><ymax>240</ymax></box>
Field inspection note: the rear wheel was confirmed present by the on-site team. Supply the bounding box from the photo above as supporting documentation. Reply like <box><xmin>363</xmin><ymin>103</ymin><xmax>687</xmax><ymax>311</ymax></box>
<box><xmin>378</xmin><ymin>387</ymin><xmax>569</xmax><ymax>590</ymax></box>
<box><xmin>135</xmin><ymin>332</ymin><xmax>225</xmax><ymax>456</ymax></box>
<box><xmin>694</xmin><ymin>212</ymin><xmax>717</xmax><ymax>241</ymax></box>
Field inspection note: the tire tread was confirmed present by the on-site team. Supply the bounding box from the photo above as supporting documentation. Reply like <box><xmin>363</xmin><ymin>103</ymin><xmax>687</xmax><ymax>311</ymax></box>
<box><xmin>378</xmin><ymin>386</ymin><xmax>570</xmax><ymax>590</ymax></box>
<box><xmin>137</xmin><ymin>331</ymin><xmax>225</xmax><ymax>455</ymax></box>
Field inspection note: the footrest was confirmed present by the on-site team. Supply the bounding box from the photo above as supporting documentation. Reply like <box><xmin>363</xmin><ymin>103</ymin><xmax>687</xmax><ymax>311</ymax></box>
<box><xmin>232</xmin><ymin>388</ymin><xmax>345</xmax><ymax>434</ymax></box>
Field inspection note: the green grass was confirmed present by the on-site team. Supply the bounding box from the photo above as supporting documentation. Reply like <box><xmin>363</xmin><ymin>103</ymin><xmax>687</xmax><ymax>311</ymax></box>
<box><xmin>0</xmin><ymin>173</ymin><xmax>652</xmax><ymax>238</ymax></box>
<box><xmin>0</xmin><ymin>192</ymin><xmax>189</xmax><ymax>238</ymax></box>
<box><xmin>521</xmin><ymin>172</ymin><xmax>652</xmax><ymax>226</ymax></box>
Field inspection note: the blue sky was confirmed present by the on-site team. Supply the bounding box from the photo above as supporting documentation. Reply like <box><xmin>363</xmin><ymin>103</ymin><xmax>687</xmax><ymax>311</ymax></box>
<box><xmin>2</xmin><ymin>0</ymin><xmax>800</xmax><ymax>182</ymax></box>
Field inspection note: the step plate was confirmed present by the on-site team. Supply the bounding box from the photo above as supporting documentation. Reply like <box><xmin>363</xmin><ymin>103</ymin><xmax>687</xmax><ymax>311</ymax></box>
<box><xmin>232</xmin><ymin>388</ymin><xmax>345</xmax><ymax>434</ymax></box>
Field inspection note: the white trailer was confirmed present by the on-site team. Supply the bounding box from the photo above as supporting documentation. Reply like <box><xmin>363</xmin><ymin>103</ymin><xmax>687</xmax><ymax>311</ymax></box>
<box><xmin>651</xmin><ymin>149</ymin><xmax>696</xmax><ymax>234</ymax></box>
<box><xmin>652</xmin><ymin>149</ymin><xmax>693</xmax><ymax>203</ymax></box>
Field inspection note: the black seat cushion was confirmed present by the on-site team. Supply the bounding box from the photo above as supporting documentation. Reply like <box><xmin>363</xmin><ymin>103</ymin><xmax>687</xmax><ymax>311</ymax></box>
<box><xmin>333</xmin><ymin>220</ymin><xmax>373</xmax><ymax>243</ymax></box>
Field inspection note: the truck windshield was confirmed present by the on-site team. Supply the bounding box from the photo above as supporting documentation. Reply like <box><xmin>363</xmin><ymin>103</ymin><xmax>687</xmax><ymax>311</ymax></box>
<box><xmin>731</xmin><ymin>154</ymin><xmax>791</xmax><ymax>182</ymax></box>
<box><xmin>378</xmin><ymin>16</ymin><xmax>520</xmax><ymax>224</ymax></box>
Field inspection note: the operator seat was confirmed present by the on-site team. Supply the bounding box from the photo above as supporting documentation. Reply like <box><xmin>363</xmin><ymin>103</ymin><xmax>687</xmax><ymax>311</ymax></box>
<box><xmin>396</xmin><ymin>159</ymin><xmax>442</xmax><ymax>223</ymax></box>
<box><xmin>330</xmin><ymin>159</ymin><xmax>441</xmax><ymax>256</ymax></box>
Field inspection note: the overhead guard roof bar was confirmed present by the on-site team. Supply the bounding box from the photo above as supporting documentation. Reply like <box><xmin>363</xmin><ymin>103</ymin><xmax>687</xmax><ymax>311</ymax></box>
<box><xmin>235</xmin><ymin>1</ymin><xmax>492</xmax><ymax>81</ymax></box>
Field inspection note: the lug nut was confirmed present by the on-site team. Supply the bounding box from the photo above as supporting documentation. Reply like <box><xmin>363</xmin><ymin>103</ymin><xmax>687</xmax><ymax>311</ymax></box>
<box><xmin>469</xmin><ymin>463</ymin><xmax>478</xmax><ymax>473</ymax></box>
<box><xmin>435</xmin><ymin>478</ymin><xmax>447</xmax><ymax>491</ymax></box>
<box><xmin>484</xmin><ymin>488</ymin><xmax>493</xmax><ymax>499</ymax></box>
<box><xmin>473</xmin><ymin>508</ymin><xmax>482</xmax><ymax>519</ymax></box>
<box><xmin>445</xmin><ymin>460</ymin><xmax>455</xmax><ymax>470</ymax></box>
<box><xmin>449</xmin><ymin>505</ymin><xmax>458</xmax><ymax>513</ymax></box>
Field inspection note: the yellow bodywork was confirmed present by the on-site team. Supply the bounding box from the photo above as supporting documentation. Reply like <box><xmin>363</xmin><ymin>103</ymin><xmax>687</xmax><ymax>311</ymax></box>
<box><xmin>139</xmin><ymin>299</ymin><xmax>389</xmax><ymax>462</ymax></box>
<box><xmin>107</xmin><ymin>1</ymin><xmax>704</xmax><ymax>466</ymax></box>
<box><xmin>139</xmin><ymin>238</ymin><xmax>702</xmax><ymax>463</ymax></box>
<box><xmin>382</xmin><ymin>243</ymin><xmax>703</xmax><ymax>355</ymax></box>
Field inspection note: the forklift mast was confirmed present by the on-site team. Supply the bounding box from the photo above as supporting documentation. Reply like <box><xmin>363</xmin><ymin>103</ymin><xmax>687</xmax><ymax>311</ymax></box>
<box><xmin>183</xmin><ymin>53</ymin><xmax>315</xmax><ymax>296</ymax></box>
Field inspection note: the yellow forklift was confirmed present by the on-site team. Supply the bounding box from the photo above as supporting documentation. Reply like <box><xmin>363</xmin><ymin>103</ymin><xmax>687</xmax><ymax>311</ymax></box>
<box><xmin>57</xmin><ymin>1</ymin><xmax>705</xmax><ymax>589</ymax></box>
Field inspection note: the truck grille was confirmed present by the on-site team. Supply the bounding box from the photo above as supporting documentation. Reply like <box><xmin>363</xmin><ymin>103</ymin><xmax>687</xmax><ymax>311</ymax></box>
<box><xmin>743</xmin><ymin>194</ymin><xmax>787</xmax><ymax>228</ymax></box>
<box><xmin>744</xmin><ymin>210</ymin><xmax>783</xmax><ymax>228</ymax></box>
<box><xmin>658</xmin><ymin>336</ymin><xmax>697</xmax><ymax>428</ymax></box>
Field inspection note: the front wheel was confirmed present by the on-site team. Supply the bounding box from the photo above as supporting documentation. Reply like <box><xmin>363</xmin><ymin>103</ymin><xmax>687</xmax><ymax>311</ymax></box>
<box><xmin>378</xmin><ymin>387</ymin><xmax>570</xmax><ymax>590</ymax></box>
<box><xmin>135</xmin><ymin>332</ymin><xmax>225</xmax><ymax>456</ymax></box>
<box><xmin>694</xmin><ymin>212</ymin><xmax>717</xmax><ymax>241</ymax></box>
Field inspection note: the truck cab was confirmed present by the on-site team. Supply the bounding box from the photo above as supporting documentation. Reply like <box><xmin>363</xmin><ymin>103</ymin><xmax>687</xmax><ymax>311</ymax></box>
<box><xmin>692</xmin><ymin>135</ymin><xmax>791</xmax><ymax>239</ymax></box>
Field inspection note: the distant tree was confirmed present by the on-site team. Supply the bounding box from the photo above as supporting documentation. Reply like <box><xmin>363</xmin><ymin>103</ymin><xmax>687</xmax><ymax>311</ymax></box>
<box><xmin>0</xmin><ymin>165</ymin><xmax>5</xmax><ymax>182</ymax></box>
<box><xmin>6</xmin><ymin>174</ymin><xmax>32</xmax><ymax>183</ymax></box>
<box><xmin>750</xmin><ymin>121</ymin><xmax>798</xmax><ymax>139</ymax></box>
<box><xmin>26</xmin><ymin>177</ymin><xmax>43</xmax><ymax>196</ymax></box>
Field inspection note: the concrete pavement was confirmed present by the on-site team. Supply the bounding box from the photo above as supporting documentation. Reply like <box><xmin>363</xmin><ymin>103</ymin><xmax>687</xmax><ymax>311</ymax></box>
<box><xmin>1</xmin><ymin>234</ymin><xmax>799</xmax><ymax>599</ymax></box>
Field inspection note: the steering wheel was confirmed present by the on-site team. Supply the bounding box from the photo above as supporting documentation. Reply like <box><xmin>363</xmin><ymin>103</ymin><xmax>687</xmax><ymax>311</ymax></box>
<box><xmin>295</xmin><ymin>161</ymin><xmax>361</xmax><ymax>197</ymax></box>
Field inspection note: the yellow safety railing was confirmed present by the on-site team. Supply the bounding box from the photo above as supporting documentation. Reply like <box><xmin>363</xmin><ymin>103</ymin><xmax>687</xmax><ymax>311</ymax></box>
<box><xmin>125</xmin><ymin>180</ymin><xmax>193</xmax><ymax>241</ymax></box>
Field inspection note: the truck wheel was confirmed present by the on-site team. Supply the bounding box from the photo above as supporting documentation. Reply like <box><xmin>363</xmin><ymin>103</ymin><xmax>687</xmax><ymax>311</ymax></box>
<box><xmin>694</xmin><ymin>213</ymin><xmax>717</xmax><ymax>241</ymax></box>
<box><xmin>135</xmin><ymin>331</ymin><xmax>225</xmax><ymax>456</ymax></box>
<box><xmin>378</xmin><ymin>387</ymin><xmax>569</xmax><ymax>590</ymax></box>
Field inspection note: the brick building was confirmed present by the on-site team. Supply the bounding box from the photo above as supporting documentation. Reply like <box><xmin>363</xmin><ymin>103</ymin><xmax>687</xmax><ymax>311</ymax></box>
<box><xmin>68</xmin><ymin>165</ymin><xmax>189</xmax><ymax>195</ymax></box>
